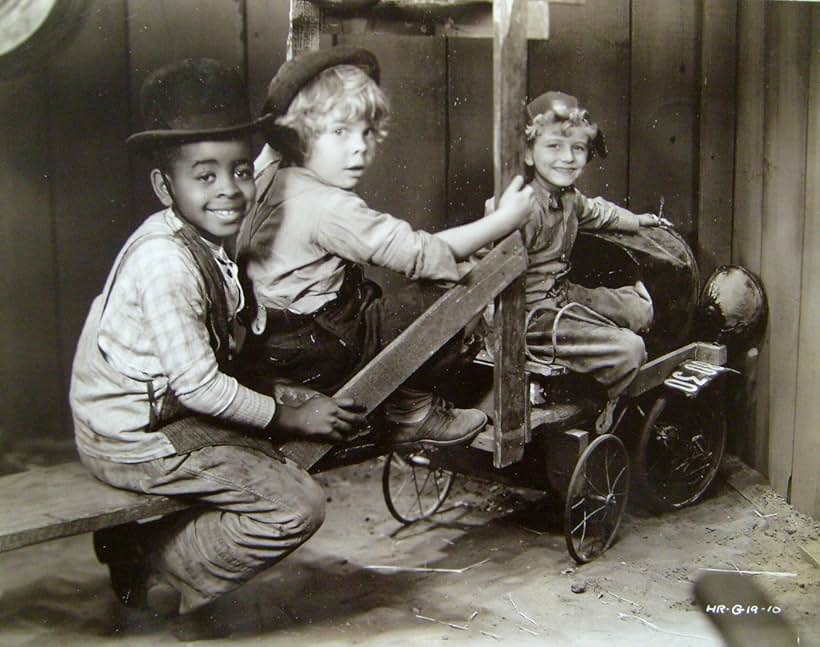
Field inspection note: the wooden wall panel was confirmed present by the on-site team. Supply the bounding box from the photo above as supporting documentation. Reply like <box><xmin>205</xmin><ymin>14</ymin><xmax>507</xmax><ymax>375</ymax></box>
<box><xmin>246</xmin><ymin>0</ymin><xmax>289</xmax><ymax>120</ymax></box>
<box><xmin>732</xmin><ymin>0</ymin><xmax>767</xmax><ymax>470</ymax></box>
<box><xmin>447</xmin><ymin>37</ymin><xmax>492</xmax><ymax>227</ymax></box>
<box><xmin>760</xmin><ymin>2</ymin><xmax>811</xmax><ymax>499</ymax></box>
<box><xmin>697</xmin><ymin>0</ymin><xmax>737</xmax><ymax>278</ymax></box>
<box><xmin>629</xmin><ymin>0</ymin><xmax>699</xmax><ymax>235</ymax></box>
<box><xmin>126</xmin><ymin>0</ymin><xmax>247</xmax><ymax>225</ymax></box>
<box><xmin>791</xmin><ymin>5</ymin><xmax>819</xmax><ymax>519</ymax></box>
<box><xmin>49</xmin><ymin>0</ymin><xmax>132</xmax><ymax>433</ymax></box>
<box><xmin>0</xmin><ymin>72</ymin><xmax>64</xmax><ymax>439</ymax></box>
<box><xmin>528</xmin><ymin>0</ymin><xmax>630</xmax><ymax>204</ymax></box>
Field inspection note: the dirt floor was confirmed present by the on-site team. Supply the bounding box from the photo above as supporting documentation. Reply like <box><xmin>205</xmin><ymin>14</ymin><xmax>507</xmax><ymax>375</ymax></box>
<box><xmin>0</xmin><ymin>453</ymin><xmax>818</xmax><ymax>646</ymax></box>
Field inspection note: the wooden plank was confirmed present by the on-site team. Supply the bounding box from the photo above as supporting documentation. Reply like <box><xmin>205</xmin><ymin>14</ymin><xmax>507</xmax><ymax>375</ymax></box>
<box><xmin>0</xmin><ymin>71</ymin><xmax>64</xmax><ymax>440</ymax></box>
<box><xmin>732</xmin><ymin>0</ymin><xmax>767</xmax><ymax>472</ymax></box>
<box><xmin>126</xmin><ymin>0</ymin><xmax>246</xmax><ymax>227</ymax></box>
<box><xmin>492</xmin><ymin>0</ymin><xmax>528</xmax><ymax>468</ymax></box>
<box><xmin>629</xmin><ymin>0</ymin><xmax>698</xmax><ymax>234</ymax></box>
<box><xmin>696</xmin><ymin>0</ymin><xmax>737</xmax><ymax>278</ymax></box>
<box><xmin>761</xmin><ymin>1</ymin><xmax>811</xmax><ymax>501</ymax></box>
<box><xmin>528</xmin><ymin>0</ymin><xmax>630</xmax><ymax>203</ymax></box>
<box><xmin>49</xmin><ymin>0</ymin><xmax>132</xmax><ymax>432</ymax></box>
<box><xmin>0</xmin><ymin>463</ymin><xmax>189</xmax><ymax>553</ymax></box>
<box><xmin>280</xmin><ymin>233</ymin><xmax>528</xmax><ymax>468</ymax></box>
<box><xmin>792</xmin><ymin>5</ymin><xmax>820</xmax><ymax>520</ymax></box>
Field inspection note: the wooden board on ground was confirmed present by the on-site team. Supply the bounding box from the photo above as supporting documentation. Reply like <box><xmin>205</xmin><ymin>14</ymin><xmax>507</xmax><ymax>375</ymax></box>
<box><xmin>0</xmin><ymin>462</ymin><xmax>189</xmax><ymax>553</ymax></box>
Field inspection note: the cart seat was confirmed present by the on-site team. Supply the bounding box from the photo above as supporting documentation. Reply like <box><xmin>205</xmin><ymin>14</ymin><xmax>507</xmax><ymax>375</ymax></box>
<box><xmin>474</xmin><ymin>349</ymin><xmax>569</xmax><ymax>378</ymax></box>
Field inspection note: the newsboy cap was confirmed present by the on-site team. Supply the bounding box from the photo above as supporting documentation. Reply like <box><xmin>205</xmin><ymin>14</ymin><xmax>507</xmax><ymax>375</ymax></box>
<box><xmin>262</xmin><ymin>46</ymin><xmax>380</xmax><ymax>120</ymax></box>
<box><xmin>127</xmin><ymin>58</ymin><xmax>258</xmax><ymax>152</ymax></box>
<box><xmin>526</xmin><ymin>90</ymin><xmax>607</xmax><ymax>159</ymax></box>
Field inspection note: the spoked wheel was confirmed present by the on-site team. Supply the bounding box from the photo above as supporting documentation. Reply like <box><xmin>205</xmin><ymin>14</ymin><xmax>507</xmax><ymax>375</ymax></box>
<box><xmin>635</xmin><ymin>390</ymin><xmax>727</xmax><ymax>512</ymax></box>
<box><xmin>382</xmin><ymin>449</ymin><xmax>455</xmax><ymax>524</ymax></box>
<box><xmin>564</xmin><ymin>434</ymin><xmax>630</xmax><ymax>564</ymax></box>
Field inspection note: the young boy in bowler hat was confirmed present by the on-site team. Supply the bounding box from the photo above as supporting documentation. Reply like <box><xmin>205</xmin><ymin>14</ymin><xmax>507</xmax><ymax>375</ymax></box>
<box><xmin>236</xmin><ymin>47</ymin><xmax>535</xmax><ymax>448</ymax></box>
<box><xmin>70</xmin><ymin>58</ymin><xmax>365</xmax><ymax>639</ymax></box>
<box><xmin>511</xmin><ymin>91</ymin><xmax>667</xmax><ymax>431</ymax></box>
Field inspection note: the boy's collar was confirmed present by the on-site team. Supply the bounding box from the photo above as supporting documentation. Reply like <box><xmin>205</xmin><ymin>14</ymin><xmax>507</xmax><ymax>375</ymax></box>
<box><xmin>163</xmin><ymin>208</ymin><xmax>226</xmax><ymax>254</ymax></box>
<box><xmin>531</xmin><ymin>175</ymin><xmax>573</xmax><ymax>208</ymax></box>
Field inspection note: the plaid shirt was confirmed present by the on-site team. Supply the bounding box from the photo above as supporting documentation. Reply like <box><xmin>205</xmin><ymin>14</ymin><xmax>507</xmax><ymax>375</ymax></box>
<box><xmin>72</xmin><ymin>209</ymin><xmax>275</xmax><ymax>462</ymax></box>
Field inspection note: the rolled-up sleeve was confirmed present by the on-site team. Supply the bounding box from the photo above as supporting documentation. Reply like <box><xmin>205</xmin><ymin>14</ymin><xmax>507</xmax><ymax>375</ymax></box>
<box><xmin>575</xmin><ymin>191</ymin><xmax>641</xmax><ymax>232</ymax></box>
<box><xmin>315</xmin><ymin>193</ymin><xmax>460</xmax><ymax>282</ymax></box>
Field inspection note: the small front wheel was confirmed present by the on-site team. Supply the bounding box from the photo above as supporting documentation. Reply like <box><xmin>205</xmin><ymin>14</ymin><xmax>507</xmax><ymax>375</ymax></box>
<box><xmin>564</xmin><ymin>434</ymin><xmax>630</xmax><ymax>564</ymax></box>
<box><xmin>382</xmin><ymin>450</ymin><xmax>455</xmax><ymax>524</ymax></box>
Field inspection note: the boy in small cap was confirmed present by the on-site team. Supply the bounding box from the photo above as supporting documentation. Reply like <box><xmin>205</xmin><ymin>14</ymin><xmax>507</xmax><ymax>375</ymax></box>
<box><xmin>237</xmin><ymin>47</ymin><xmax>534</xmax><ymax>447</ymax></box>
<box><xmin>512</xmin><ymin>90</ymin><xmax>666</xmax><ymax>431</ymax></box>
<box><xmin>70</xmin><ymin>58</ymin><xmax>365</xmax><ymax>639</ymax></box>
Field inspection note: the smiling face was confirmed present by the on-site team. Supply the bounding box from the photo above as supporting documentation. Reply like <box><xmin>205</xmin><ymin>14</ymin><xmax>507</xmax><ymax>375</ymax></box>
<box><xmin>155</xmin><ymin>139</ymin><xmax>255</xmax><ymax>244</ymax></box>
<box><xmin>525</xmin><ymin>123</ymin><xmax>591</xmax><ymax>192</ymax></box>
<box><xmin>302</xmin><ymin>114</ymin><xmax>377</xmax><ymax>190</ymax></box>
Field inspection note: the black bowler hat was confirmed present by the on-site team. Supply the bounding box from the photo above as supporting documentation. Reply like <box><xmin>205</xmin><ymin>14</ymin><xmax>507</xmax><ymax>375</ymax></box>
<box><xmin>262</xmin><ymin>46</ymin><xmax>379</xmax><ymax>121</ymax></box>
<box><xmin>127</xmin><ymin>58</ymin><xmax>260</xmax><ymax>152</ymax></box>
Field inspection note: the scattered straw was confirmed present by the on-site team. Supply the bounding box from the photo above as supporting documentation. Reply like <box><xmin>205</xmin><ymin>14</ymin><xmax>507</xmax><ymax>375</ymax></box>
<box><xmin>366</xmin><ymin>559</ymin><xmax>490</xmax><ymax>574</ymax></box>
<box><xmin>507</xmin><ymin>593</ymin><xmax>538</xmax><ymax>626</ymax></box>
<box><xmin>618</xmin><ymin>613</ymin><xmax>708</xmax><ymax>641</ymax></box>
<box><xmin>607</xmin><ymin>591</ymin><xmax>641</xmax><ymax>608</ymax></box>
<box><xmin>699</xmin><ymin>567</ymin><xmax>797</xmax><ymax>578</ymax></box>
<box><xmin>518</xmin><ymin>626</ymin><xmax>540</xmax><ymax>636</ymax></box>
<box><xmin>415</xmin><ymin>614</ymin><xmax>467</xmax><ymax>631</ymax></box>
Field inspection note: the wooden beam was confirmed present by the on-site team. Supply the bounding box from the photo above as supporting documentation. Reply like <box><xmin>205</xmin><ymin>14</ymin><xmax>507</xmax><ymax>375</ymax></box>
<box><xmin>697</xmin><ymin>0</ymin><xmax>737</xmax><ymax>278</ymax></box>
<box><xmin>761</xmin><ymin>1</ymin><xmax>811</xmax><ymax>501</ymax></box>
<box><xmin>491</xmin><ymin>0</ymin><xmax>529</xmax><ymax>468</ymax></box>
<box><xmin>279</xmin><ymin>234</ymin><xmax>528</xmax><ymax>468</ymax></box>
<box><xmin>792</xmin><ymin>4</ymin><xmax>820</xmax><ymax>520</ymax></box>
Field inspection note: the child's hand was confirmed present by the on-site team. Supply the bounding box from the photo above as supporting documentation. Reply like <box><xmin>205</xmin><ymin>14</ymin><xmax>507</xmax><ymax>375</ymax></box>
<box><xmin>272</xmin><ymin>394</ymin><xmax>367</xmax><ymax>443</ymax></box>
<box><xmin>495</xmin><ymin>175</ymin><xmax>534</xmax><ymax>227</ymax></box>
<box><xmin>636</xmin><ymin>213</ymin><xmax>674</xmax><ymax>228</ymax></box>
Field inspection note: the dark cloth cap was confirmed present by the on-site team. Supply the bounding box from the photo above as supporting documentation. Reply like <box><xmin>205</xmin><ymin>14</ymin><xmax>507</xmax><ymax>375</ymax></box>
<box><xmin>127</xmin><ymin>58</ymin><xmax>259</xmax><ymax>151</ymax></box>
<box><xmin>526</xmin><ymin>90</ymin><xmax>607</xmax><ymax>158</ymax></box>
<box><xmin>262</xmin><ymin>46</ymin><xmax>380</xmax><ymax>120</ymax></box>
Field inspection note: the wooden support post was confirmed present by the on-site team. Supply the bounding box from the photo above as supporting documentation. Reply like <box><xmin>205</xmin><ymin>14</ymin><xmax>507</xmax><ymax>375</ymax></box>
<box><xmin>492</xmin><ymin>0</ymin><xmax>529</xmax><ymax>468</ymax></box>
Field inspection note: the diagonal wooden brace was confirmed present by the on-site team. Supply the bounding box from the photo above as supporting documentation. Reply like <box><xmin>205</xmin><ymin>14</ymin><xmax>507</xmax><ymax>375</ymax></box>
<box><xmin>279</xmin><ymin>231</ymin><xmax>528</xmax><ymax>470</ymax></box>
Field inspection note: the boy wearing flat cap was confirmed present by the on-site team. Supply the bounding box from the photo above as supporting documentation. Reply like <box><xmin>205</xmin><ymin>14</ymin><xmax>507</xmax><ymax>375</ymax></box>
<box><xmin>236</xmin><ymin>47</ymin><xmax>534</xmax><ymax>448</ymax></box>
<box><xmin>511</xmin><ymin>90</ymin><xmax>666</xmax><ymax>432</ymax></box>
<box><xmin>70</xmin><ymin>58</ymin><xmax>365</xmax><ymax>639</ymax></box>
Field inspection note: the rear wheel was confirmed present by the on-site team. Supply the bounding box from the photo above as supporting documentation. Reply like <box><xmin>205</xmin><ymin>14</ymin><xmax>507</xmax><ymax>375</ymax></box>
<box><xmin>382</xmin><ymin>450</ymin><xmax>455</xmax><ymax>524</ymax></box>
<box><xmin>564</xmin><ymin>434</ymin><xmax>630</xmax><ymax>564</ymax></box>
<box><xmin>634</xmin><ymin>389</ymin><xmax>727</xmax><ymax>512</ymax></box>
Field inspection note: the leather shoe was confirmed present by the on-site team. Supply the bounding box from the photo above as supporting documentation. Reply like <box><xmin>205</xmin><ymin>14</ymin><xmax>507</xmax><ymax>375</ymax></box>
<box><xmin>387</xmin><ymin>398</ymin><xmax>487</xmax><ymax>449</ymax></box>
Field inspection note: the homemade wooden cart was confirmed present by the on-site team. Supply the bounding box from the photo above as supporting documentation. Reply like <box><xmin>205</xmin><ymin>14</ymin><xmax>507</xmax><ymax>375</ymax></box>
<box><xmin>277</xmin><ymin>0</ymin><xmax>762</xmax><ymax>564</ymax></box>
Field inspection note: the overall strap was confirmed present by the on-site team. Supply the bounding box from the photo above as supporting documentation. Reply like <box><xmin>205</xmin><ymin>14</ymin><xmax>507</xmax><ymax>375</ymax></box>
<box><xmin>173</xmin><ymin>221</ymin><xmax>231</xmax><ymax>368</ymax></box>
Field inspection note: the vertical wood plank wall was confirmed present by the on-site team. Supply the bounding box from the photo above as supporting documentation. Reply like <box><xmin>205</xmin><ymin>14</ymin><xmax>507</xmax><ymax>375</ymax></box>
<box><xmin>0</xmin><ymin>1</ymin><xmax>816</xmax><ymax>516</ymax></box>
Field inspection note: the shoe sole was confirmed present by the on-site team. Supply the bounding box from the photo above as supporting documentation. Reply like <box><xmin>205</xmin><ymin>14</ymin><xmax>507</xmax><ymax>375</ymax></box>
<box><xmin>389</xmin><ymin>415</ymin><xmax>487</xmax><ymax>450</ymax></box>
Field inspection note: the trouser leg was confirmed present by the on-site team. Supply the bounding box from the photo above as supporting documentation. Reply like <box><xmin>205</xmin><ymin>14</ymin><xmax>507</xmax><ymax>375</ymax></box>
<box><xmin>528</xmin><ymin>304</ymin><xmax>647</xmax><ymax>399</ymax></box>
<box><xmin>81</xmin><ymin>446</ymin><xmax>325</xmax><ymax>613</ymax></box>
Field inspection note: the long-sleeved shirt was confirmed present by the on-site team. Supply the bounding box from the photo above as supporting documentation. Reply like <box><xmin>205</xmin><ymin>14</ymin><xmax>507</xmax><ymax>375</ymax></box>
<box><xmin>237</xmin><ymin>166</ymin><xmax>461</xmax><ymax>315</ymax></box>
<box><xmin>71</xmin><ymin>209</ymin><xmax>276</xmax><ymax>463</ymax></box>
<box><xmin>523</xmin><ymin>178</ymin><xmax>641</xmax><ymax>305</ymax></box>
